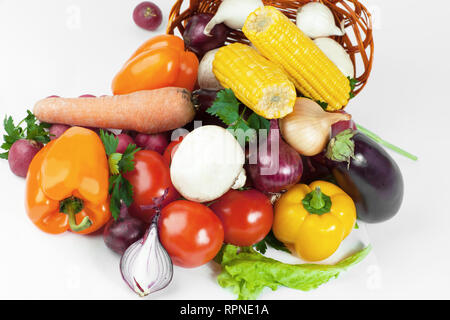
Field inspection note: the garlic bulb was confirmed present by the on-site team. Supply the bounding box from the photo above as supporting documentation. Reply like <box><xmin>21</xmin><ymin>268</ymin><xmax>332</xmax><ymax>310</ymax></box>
<box><xmin>296</xmin><ymin>2</ymin><xmax>345</xmax><ymax>38</ymax></box>
<box><xmin>279</xmin><ymin>98</ymin><xmax>351</xmax><ymax>156</ymax></box>
<box><xmin>204</xmin><ymin>0</ymin><xmax>263</xmax><ymax>35</ymax></box>
<box><xmin>198</xmin><ymin>49</ymin><xmax>223</xmax><ymax>90</ymax></box>
<box><xmin>314</xmin><ymin>38</ymin><xmax>354</xmax><ymax>78</ymax></box>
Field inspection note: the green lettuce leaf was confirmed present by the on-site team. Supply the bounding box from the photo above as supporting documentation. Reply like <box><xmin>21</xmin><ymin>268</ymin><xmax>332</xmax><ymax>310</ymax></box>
<box><xmin>216</xmin><ymin>244</ymin><xmax>371</xmax><ymax>300</ymax></box>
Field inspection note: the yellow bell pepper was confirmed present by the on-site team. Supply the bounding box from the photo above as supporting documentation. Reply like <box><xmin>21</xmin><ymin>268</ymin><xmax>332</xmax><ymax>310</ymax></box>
<box><xmin>273</xmin><ymin>181</ymin><xmax>356</xmax><ymax>261</ymax></box>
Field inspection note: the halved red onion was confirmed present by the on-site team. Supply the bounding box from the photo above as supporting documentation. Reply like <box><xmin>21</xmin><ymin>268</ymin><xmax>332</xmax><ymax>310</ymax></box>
<box><xmin>120</xmin><ymin>215</ymin><xmax>173</xmax><ymax>297</ymax></box>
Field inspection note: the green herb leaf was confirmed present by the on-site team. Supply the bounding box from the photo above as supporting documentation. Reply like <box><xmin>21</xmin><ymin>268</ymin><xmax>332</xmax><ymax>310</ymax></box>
<box><xmin>99</xmin><ymin>130</ymin><xmax>119</xmax><ymax>156</ymax></box>
<box><xmin>100</xmin><ymin>130</ymin><xmax>140</xmax><ymax>220</ymax></box>
<box><xmin>109</xmin><ymin>176</ymin><xmax>122</xmax><ymax>220</ymax></box>
<box><xmin>348</xmin><ymin>77</ymin><xmax>357</xmax><ymax>99</ymax></box>
<box><xmin>119</xmin><ymin>178</ymin><xmax>134</xmax><ymax>207</ymax></box>
<box><xmin>206</xmin><ymin>89</ymin><xmax>240</xmax><ymax>125</ymax></box>
<box><xmin>247</xmin><ymin>113</ymin><xmax>270</xmax><ymax>132</ymax></box>
<box><xmin>217</xmin><ymin>244</ymin><xmax>371</xmax><ymax>300</ymax></box>
<box><xmin>119</xmin><ymin>144</ymin><xmax>140</xmax><ymax>174</ymax></box>
<box><xmin>254</xmin><ymin>231</ymin><xmax>290</xmax><ymax>254</ymax></box>
<box><xmin>1</xmin><ymin>110</ymin><xmax>51</xmax><ymax>159</ymax></box>
<box><xmin>108</xmin><ymin>153</ymin><xmax>123</xmax><ymax>175</ymax></box>
<box><xmin>316</xmin><ymin>100</ymin><xmax>329</xmax><ymax>110</ymax></box>
<box><xmin>207</xmin><ymin>89</ymin><xmax>271</xmax><ymax>142</ymax></box>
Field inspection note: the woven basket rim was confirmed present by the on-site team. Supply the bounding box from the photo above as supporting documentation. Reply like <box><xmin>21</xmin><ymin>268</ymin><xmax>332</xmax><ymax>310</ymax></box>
<box><xmin>166</xmin><ymin>0</ymin><xmax>374</xmax><ymax>97</ymax></box>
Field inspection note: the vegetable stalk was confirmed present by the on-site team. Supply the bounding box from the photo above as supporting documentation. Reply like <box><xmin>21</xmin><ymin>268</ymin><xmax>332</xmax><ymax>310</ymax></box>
<box><xmin>59</xmin><ymin>196</ymin><xmax>92</xmax><ymax>232</ymax></box>
<box><xmin>356</xmin><ymin>124</ymin><xmax>418</xmax><ymax>161</ymax></box>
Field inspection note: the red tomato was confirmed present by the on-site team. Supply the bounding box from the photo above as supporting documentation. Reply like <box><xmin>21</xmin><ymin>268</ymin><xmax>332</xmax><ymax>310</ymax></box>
<box><xmin>159</xmin><ymin>200</ymin><xmax>224</xmax><ymax>268</ymax></box>
<box><xmin>124</xmin><ymin>150</ymin><xmax>179</xmax><ymax>223</ymax></box>
<box><xmin>210</xmin><ymin>189</ymin><xmax>273</xmax><ymax>246</ymax></box>
<box><xmin>163</xmin><ymin>135</ymin><xmax>184</xmax><ymax>166</ymax></box>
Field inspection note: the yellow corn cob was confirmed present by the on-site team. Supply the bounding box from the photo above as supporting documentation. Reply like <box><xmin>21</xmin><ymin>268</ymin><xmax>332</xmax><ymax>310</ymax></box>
<box><xmin>243</xmin><ymin>6</ymin><xmax>351</xmax><ymax>111</ymax></box>
<box><xmin>212</xmin><ymin>43</ymin><xmax>296</xmax><ymax>119</ymax></box>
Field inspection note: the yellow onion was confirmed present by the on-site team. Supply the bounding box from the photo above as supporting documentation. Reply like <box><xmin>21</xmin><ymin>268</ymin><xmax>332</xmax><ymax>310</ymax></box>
<box><xmin>279</xmin><ymin>98</ymin><xmax>351</xmax><ymax>156</ymax></box>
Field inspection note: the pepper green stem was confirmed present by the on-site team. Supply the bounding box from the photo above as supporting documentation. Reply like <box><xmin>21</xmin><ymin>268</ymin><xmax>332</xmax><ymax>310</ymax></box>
<box><xmin>59</xmin><ymin>196</ymin><xmax>92</xmax><ymax>232</ymax></box>
<box><xmin>302</xmin><ymin>187</ymin><xmax>332</xmax><ymax>215</ymax></box>
<box><xmin>356</xmin><ymin>124</ymin><xmax>418</xmax><ymax>161</ymax></box>
<box><xmin>310</xmin><ymin>187</ymin><xmax>325</xmax><ymax>210</ymax></box>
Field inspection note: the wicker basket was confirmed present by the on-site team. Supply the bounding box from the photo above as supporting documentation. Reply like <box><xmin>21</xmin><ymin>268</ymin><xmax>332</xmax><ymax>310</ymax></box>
<box><xmin>167</xmin><ymin>0</ymin><xmax>373</xmax><ymax>96</ymax></box>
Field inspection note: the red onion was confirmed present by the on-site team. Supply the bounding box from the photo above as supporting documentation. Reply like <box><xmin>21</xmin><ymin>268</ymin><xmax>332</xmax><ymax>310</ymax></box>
<box><xmin>103</xmin><ymin>204</ymin><xmax>147</xmax><ymax>255</ymax></box>
<box><xmin>120</xmin><ymin>215</ymin><xmax>173</xmax><ymax>297</ymax></box>
<box><xmin>183</xmin><ymin>14</ymin><xmax>229</xmax><ymax>58</ymax></box>
<box><xmin>247</xmin><ymin>120</ymin><xmax>303</xmax><ymax>193</ymax></box>
<box><xmin>331</xmin><ymin>111</ymin><xmax>356</xmax><ymax>137</ymax></box>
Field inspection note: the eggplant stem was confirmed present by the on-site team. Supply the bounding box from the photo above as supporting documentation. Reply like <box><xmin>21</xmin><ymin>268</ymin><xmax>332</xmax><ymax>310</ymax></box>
<box><xmin>356</xmin><ymin>124</ymin><xmax>418</xmax><ymax>161</ymax></box>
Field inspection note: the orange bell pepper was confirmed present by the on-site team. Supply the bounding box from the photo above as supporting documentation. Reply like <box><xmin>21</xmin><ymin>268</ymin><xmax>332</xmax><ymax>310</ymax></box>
<box><xmin>111</xmin><ymin>35</ymin><xmax>199</xmax><ymax>95</ymax></box>
<box><xmin>25</xmin><ymin>127</ymin><xmax>111</xmax><ymax>234</ymax></box>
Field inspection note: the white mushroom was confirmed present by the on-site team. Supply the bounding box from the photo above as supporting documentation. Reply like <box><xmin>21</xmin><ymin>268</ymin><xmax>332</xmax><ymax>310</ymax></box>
<box><xmin>170</xmin><ymin>125</ymin><xmax>246</xmax><ymax>202</ymax></box>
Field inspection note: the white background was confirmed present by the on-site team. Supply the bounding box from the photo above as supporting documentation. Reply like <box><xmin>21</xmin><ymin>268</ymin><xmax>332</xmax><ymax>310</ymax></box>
<box><xmin>0</xmin><ymin>0</ymin><xmax>449</xmax><ymax>299</ymax></box>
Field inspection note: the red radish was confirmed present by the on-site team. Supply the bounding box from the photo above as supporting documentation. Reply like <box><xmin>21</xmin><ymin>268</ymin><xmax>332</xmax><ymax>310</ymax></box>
<box><xmin>133</xmin><ymin>2</ymin><xmax>163</xmax><ymax>31</ymax></box>
<box><xmin>49</xmin><ymin>124</ymin><xmax>71</xmax><ymax>140</ymax></box>
<box><xmin>134</xmin><ymin>133</ymin><xmax>168</xmax><ymax>154</ymax></box>
<box><xmin>116</xmin><ymin>133</ymin><xmax>135</xmax><ymax>153</ymax></box>
<box><xmin>8</xmin><ymin>139</ymin><xmax>42</xmax><ymax>178</ymax></box>
<box><xmin>79</xmin><ymin>94</ymin><xmax>96</xmax><ymax>98</ymax></box>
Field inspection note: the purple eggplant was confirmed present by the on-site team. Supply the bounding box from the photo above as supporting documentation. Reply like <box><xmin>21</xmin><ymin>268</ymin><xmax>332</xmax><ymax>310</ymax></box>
<box><xmin>324</xmin><ymin>129</ymin><xmax>404</xmax><ymax>223</ymax></box>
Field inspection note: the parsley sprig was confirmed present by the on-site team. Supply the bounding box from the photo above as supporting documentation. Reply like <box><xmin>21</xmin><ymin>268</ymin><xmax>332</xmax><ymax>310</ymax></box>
<box><xmin>206</xmin><ymin>89</ymin><xmax>270</xmax><ymax>142</ymax></box>
<box><xmin>100</xmin><ymin>130</ymin><xmax>140</xmax><ymax>220</ymax></box>
<box><xmin>1</xmin><ymin>110</ymin><xmax>51</xmax><ymax>159</ymax></box>
<box><xmin>254</xmin><ymin>231</ymin><xmax>290</xmax><ymax>254</ymax></box>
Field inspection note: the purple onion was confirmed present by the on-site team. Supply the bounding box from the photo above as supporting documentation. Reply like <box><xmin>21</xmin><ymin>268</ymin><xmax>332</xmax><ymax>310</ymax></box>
<box><xmin>120</xmin><ymin>215</ymin><xmax>173</xmax><ymax>297</ymax></box>
<box><xmin>183</xmin><ymin>14</ymin><xmax>229</xmax><ymax>57</ymax></box>
<box><xmin>331</xmin><ymin>111</ymin><xmax>357</xmax><ymax>137</ymax></box>
<box><xmin>247</xmin><ymin>120</ymin><xmax>303</xmax><ymax>193</ymax></box>
<box><xmin>103</xmin><ymin>204</ymin><xmax>147</xmax><ymax>255</ymax></box>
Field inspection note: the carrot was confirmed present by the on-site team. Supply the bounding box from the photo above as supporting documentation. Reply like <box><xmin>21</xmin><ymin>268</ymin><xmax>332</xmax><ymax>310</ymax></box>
<box><xmin>33</xmin><ymin>87</ymin><xmax>195</xmax><ymax>134</ymax></box>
